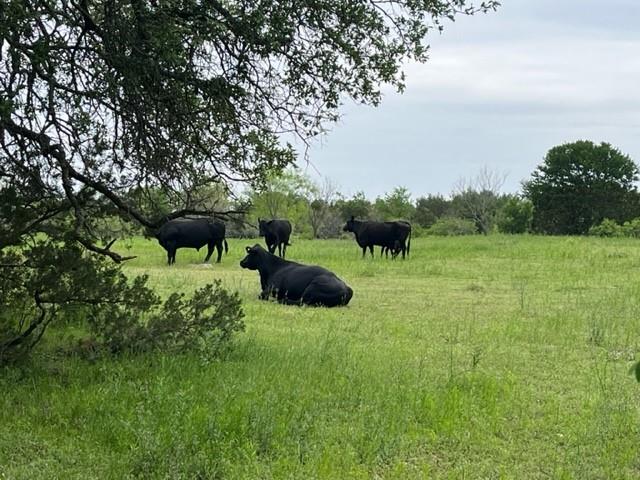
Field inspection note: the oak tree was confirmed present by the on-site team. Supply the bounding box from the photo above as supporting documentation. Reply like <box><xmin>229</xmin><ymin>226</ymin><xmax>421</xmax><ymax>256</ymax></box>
<box><xmin>0</xmin><ymin>0</ymin><xmax>499</xmax><ymax>360</ymax></box>
<box><xmin>523</xmin><ymin>141</ymin><xmax>640</xmax><ymax>235</ymax></box>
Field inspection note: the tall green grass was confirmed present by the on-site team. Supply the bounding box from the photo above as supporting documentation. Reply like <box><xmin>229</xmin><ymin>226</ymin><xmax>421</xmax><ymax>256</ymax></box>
<box><xmin>1</xmin><ymin>236</ymin><xmax>639</xmax><ymax>478</ymax></box>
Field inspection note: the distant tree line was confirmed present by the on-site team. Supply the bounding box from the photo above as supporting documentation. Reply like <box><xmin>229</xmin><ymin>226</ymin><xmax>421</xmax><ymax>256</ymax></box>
<box><xmin>202</xmin><ymin>141</ymin><xmax>640</xmax><ymax>238</ymax></box>
<box><xmin>225</xmin><ymin>140</ymin><xmax>640</xmax><ymax>238</ymax></box>
<box><xmin>119</xmin><ymin>140</ymin><xmax>637</xmax><ymax>240</ymax></box>
<box><xmin>237</xmin><ymin>178</ymin><xmax>534</xmax><ymax>238</ymax></box>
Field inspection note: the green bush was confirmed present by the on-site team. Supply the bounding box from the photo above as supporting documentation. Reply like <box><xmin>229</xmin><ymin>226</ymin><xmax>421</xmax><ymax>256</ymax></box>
<box><xmin>590</xmin><ymin>217</ymin><xmax>640</xmax><ymax>238</ymax></box>
<box><xmin>411</xmin><ymin>225</ymin><xmax>427</xmax><ymax>238</ymax></box>
<box><xmin>497</xmin><ymin>197</ymin><xmax>533</xmax><ymax>234</ymax></box>
<box><xmin>425</xmin><ymin>217</ymin><xmax>477</xmax><ymax>236</ymax></box>
<box><xmin>90</xmin><ymin>280</ymin><xmax>244</xmax><ymax>358</ymax></box>
<box><xmin>0</xmin><ymin>241</ymin><xmax>244</xmax><ymax>365</ymax></box>
<box><xmin>621</xmin><ymin>218</ymin><xmax>640</xmax><ymax>238</ymax></box>
<box><xmin>589</xmin><ymin>219</ymin><xmax>625</xmax><ymax>237</ymax></box>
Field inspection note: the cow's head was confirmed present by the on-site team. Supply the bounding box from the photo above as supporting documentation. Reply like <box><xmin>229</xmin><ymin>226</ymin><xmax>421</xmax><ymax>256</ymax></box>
<box><xmin>258</xmin><ymin>218</ymin><xmax>270</xmax><ymax>236</ymax></box>
<box><xmin>144</xmin><ymin>227</ymin><xmax>160</xmax><ymax>240</ymax></box>
<box><xmin>343</xmin><ymin>216</ymin><xmax>356</xmax><ymax>232</ymax></box>
<box><xmin>240</xmin><ymin>244</ymin><xmax>267</xmax><ymax>270</ymax></box>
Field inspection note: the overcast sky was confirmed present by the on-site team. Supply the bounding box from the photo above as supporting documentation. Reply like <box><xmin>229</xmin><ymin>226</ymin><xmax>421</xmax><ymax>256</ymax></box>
<box><xmin>300</xmin><ymin>0</ymin><xmax>640</xmax><ymax>199</ymax></box>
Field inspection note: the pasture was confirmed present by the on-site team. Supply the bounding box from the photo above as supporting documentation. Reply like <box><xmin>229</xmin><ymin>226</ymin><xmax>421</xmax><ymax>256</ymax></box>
<box><xmin>1</xmin><ymin>235</ymin><xmax>640</xmax><ymax>479</ymax></box>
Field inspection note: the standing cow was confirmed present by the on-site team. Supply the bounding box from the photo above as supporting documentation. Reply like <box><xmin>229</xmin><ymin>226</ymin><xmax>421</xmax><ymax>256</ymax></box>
<box><xmin>343</xmin><ymin>217</ymin><xmax>411</xmax><ymax>259</ymax></box>
<box><xmin>155</xmin><ymin>217</ymin><xmax>228</xmax><ymax>265</ymax></box>
<box><xmin>240</xmin><ymin>244</ymin><xmax>353</xmax><ymax>307</ymax></box>
<box><xmin>258</xmin><ymin>218</ymin><xmax>292</xmax><ymax>258</ymax></box>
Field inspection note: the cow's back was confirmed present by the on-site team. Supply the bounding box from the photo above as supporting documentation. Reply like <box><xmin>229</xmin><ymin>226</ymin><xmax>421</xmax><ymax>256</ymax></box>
<box><xmin>272</xmin><ymin>263</ymin><xmax>325</xmax><ymax>285</ymax></box>
<box><xmin>158</xmin><ymin>218</ymin><xmax>221</xmax><ymax>249</ymax></box>
<box><xmin>357</xmin><ymin>222</ymin><xmax>393</xmax><ymax>246</ymax></box>
<box><xmin>270</xmin><ymin>263</ymin><xmax>351</xmax><ymax>306</ymax></box>
<box><xmin>271</xmin><ymin>220</ymin><xmax>292</xmax><ymax>239</ymax></box>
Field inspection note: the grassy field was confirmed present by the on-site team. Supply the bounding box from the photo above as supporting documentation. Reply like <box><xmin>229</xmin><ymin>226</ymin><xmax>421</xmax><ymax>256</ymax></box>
<box><xmin>2</xmin><ymin>235</ymin><xmax>640</xmax><ymax>479</ymax></box>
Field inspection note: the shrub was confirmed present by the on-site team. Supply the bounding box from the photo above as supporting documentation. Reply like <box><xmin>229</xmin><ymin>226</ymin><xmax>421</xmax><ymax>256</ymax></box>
<box><xmin>589</xmin><ymin>217</ymin><xmax>640</xmax><ymax>238</ymax></box>
<box><xmin>497</xmin><ymin>197</ymin><xmax>533</xmax><ymax>234</ymax></box>
<box><xmin>0</xmin><ymin>241</ymin><xmax>244</xmax><ymax>365</ymax></box>
<box><xmin>90</xmin><ymin>280</ymin><xmax>244</xmax><ymax>357</ymax></box>
<box><xmin>411</xmin><ymin>225</ymin><xmax>427</xmax><ymax>238</ymax></box>
<box><xmin>621</xmin><ymin>218</ymin><xmax>640</xmax><ymax>238</ymax></box>
<box><xmin>589</xmin><ymin>219</ymin><xmax>624</xmax><ymax>237</ymax></box>
<box><xmin>425</xmin><ymin>217</ymin><xmax>477</xmax><ymax>236</ymax></box>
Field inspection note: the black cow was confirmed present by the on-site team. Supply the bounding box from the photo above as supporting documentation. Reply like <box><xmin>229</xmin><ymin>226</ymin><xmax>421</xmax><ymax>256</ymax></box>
<box><xmin>155</xmin><ymin>217</ymin><xmax>228</xmax><ymax>265</ymax></box>
<box><xmin>240</xmin><ymin>244</ymin><xmax>353</xmax><ymax>307</ymax></box>
<box><xmin>343</xmin><ymin>217</ymin><xmax>412</xmax><ymax>259</ymax></box>
<box><xmin>258</xmin><ymin>218</ymin><xmax>292</xmax><ymax>258</ymax></box>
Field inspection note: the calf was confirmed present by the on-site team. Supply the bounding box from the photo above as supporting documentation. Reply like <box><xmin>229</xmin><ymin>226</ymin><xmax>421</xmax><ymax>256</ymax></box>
<box><xmin>258</xmin><ymin>218</ymin><xmax>292</xmax><ymax>258</ymax></box>
<box><xmin>155</xmin><ymin>217</ymin><xmax>228</xmax><ymax>265</ymax></box>
<box><xmin>240</xmin><ymin>244</ymin><xmax>353</xmax><ymax>307</ymax></box>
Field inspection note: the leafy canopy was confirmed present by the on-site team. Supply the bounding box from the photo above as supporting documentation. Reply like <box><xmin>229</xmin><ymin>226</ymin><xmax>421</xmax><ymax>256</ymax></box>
<box><xmin>375</xmin><ymin>186</ymin><xmax>415</xmax><ymax>220</ymax></box>
<box><xmin>1</xmin><ymin>0</ymin><xmax>499</xmax><ymax>232</ymax></box>
<box><xmin>523</xmin><ymin>141</ymin><xmax>640</xmax><ymax>235</ymax></box>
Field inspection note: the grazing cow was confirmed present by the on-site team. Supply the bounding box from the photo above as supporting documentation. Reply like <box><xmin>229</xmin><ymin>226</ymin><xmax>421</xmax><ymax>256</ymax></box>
<box><xmin>155</xmin><ymin>217</ymin><xmax>228</xmax><ymax>265</ymax></box>
<box><xmin>258</xmin><ymin>218</ymin><xmax>292</xmax><ymax>258</ymax></box>
<box><xmin>240</xmin><ymin>244</ymin><xmax>353</xmax><ymax>307</ymax></box>
<box><xmin>343</xmin><ymin>217</ymin><xmax>412</xmax><ymax>259</ymax></box>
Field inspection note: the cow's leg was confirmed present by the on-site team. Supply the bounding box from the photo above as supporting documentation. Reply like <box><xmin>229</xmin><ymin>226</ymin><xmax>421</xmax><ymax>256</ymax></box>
<box><xmin>259</xmin><ymin>283</ymin><xmax>275</xmax><ymax>300</ymax></box>
<box><xmin>268</xmin><ymin>243</ymin><xmax>276</xmax><ymax>254</ymax></box>
<box><xmin>215</xmin><ymin>241</ymin><xmax>223</xmax><ymax>263</ymax></box>
<box><xmin>369</xmin><ymin>245</ymin><xmax>374</xmax><ymax>258</ymax></box>
<box><xmin>362</xmin><ymin>246</ymin><xmax>367</xmax><ymax>258</ymax></box>
<box><xmin>166</xmin><ymin>241</ymin><xmax>177</xmax><ymax>265</ymax></box>
<box><xmin>282</xmin><ymin>242</ymin><xmax>287</xmax><ymax>259</ymax></box>
<box><xmin>204</xmin><ymin>242</ymin><xmax>215</xmax><ymax>262</ymax></box>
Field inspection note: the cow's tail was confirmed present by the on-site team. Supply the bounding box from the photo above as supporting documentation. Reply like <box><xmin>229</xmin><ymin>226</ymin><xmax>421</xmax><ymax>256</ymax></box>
<box><xmin>224</xmin><ymin>239</ymin><xmax>229</xmax><ymax>254</ymax></box>
<box><xmin>407</xmin><ymin>226</ymin><xmax>411</xmax><ymax>257</ymax></box>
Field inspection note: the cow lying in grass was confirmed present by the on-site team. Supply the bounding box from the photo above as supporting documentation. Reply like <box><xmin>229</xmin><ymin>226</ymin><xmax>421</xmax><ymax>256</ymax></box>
<box><xmin>240</xmin><ymin>244</ymin><xmax>353</xmax><ymax>307</ymax></box>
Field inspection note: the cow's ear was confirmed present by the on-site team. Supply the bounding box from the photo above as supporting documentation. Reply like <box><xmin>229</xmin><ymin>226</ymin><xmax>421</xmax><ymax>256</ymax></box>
<box><xmin>245</xmin><ymin>246</ymin><xmax>251</xmax><ymax>253</ymax></box>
